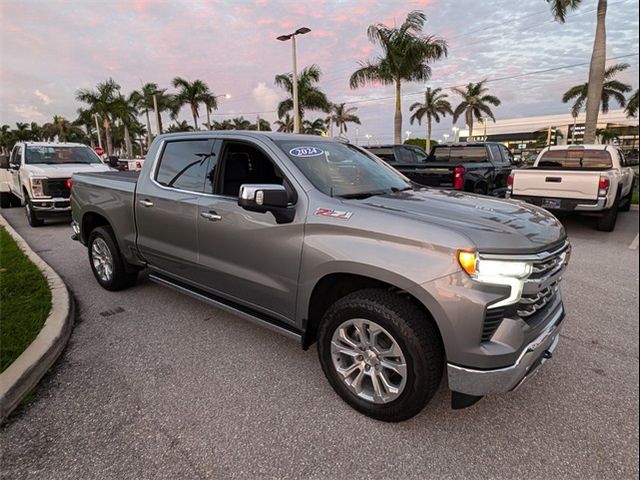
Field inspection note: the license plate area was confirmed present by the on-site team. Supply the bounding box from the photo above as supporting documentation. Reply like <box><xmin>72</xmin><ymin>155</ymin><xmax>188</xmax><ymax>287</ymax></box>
<box><xmin>542</xmin><ymin>198</ymin><xmax>561</xmax><ymax>209</ymax></box>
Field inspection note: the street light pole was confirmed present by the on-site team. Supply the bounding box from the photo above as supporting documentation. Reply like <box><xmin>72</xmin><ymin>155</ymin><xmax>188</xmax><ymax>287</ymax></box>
<box><xmin>452</xmin><ymin>126</ymin><xmax>460</xmax><ymax>142</ymax></box>
<box><xmin>277</xmin><ymin>27</ymin><xmax>311</xmax><ymax>134</ymax></box>
<box><xmin>94</xmin><ymin>114</ymin><xmax>102</xmax><ymax>150</ymax></box>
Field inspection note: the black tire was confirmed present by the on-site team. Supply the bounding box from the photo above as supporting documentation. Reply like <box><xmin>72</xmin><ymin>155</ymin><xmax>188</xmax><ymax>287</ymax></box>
<box><xmin>9</xmin><ymin>193</ymin><xmax>21</xmax><ymax>207</ymax></box>
<box><xmin>619</xmin><ymin>181</ymin><xmax>635</xmax><ymax>212</ymax></box>
<box><xmin>24</xmin><ymin>193</ymin><xmax>44</xmax><ymax>227</ymax></box>
<box><xmin>473</xmin><ymin>183</ymin><xmax>488</xmax><ymax>195</ymax></box>
<box><xmin>317</xmin><ymin>289</ymin><xmax>443</xmax><ymax>422</ymax></box>
<box><xmin>597</xmin><ymin>193</ymin><xmax>620</xmax><ymax>232</ymax></box>
<box><xmin>87</xmin><ymin>225</ymin><xmax>138</xmax><ymax>291</ymax></box>
<box><xmin>0</xmin><ymin>192</ymin><xmax>10</xmax><ymax>208</ymax></box>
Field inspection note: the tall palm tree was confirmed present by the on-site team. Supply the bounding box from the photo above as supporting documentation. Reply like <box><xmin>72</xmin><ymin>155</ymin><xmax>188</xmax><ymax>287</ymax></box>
<box><xmin>274</xmin><ymin>65</ymin><xmax>330</xmax><ymax>121</ymax></box>
<box><xmin>75</xmin><ymin>108</ymin><xmax>96</xmax><ymax>147</ymax></box>
<box><xmin>327</xmin><ymin>103</ymin><xmax>361</xmax><ymax>137</ymax></box>
<box><xmin>547</xmin><ymin>0</ymin><xmax>607</xmax><ymax>143</ymax></box>
<box><xmin>302</xmin><ymin>118</ymin><xmax>327</xmax><ymax>135</ymax></box>
<box><xmin>171</xmin><ymin>77</ymin><xmax>212</xmax><ymax>129</ymax></box>
<box><xmin>409</xmin><ymin>87</ymin><xmax>452</xmax><ymax>151</ymax></box>
<box><xmin>230</xmin><ymin>117</ymin><xmax>252</xmax><ymax>130</ymax></box>
<box><xmin>625</xmin><ymin>89</ymin><xmax>638</xmax><ymax>118</ymax></box>
<box><xmin>274</xmin><ymin>114</ymin><xmax>294</xmax><ymax>133</ymax></box>
<box><xmin>112</xmin><ymin>94</ymin><xmax>142</xmax><ymax>158</ymax></box>
<box><xmin>562</xmin><ymin>63</ymin><xmax>631</xmax><ymax>117</ymax></box>
<box><xmin>349</xmin><ymin>11</ymin><xmax>448</xmax><ymax>143</ymax></box>
<box><xmin>452</xmin><ymin>80</ymin><xmax>501</xmax><ymax>140</ymax></box>
<box><xmin>42</xmin><ymin>116</ymin><xmax>81</xmax><ymax>142</ymax></box>
<box><xmin>76</xmin><ymin>78</ymin><xmax>121</xmax><ymax>155</ymax></box>
<box><xmin>130</xmin><ymin>83</ymin><xmax>168</xmax><ymax>145</ymax></box>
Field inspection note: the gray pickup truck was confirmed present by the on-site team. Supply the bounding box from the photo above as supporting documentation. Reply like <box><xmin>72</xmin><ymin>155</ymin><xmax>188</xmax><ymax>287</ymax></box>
<box><xmin>71</xmin><ymin>132</ymin><xmax>570</xmax><ymax>422</ymax></box>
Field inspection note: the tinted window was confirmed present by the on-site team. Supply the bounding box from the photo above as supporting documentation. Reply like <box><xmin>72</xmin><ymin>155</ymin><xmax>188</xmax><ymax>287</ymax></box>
<box><xmin>368</xmin><ymin>148</ymin><xmax>396</xmax><ymax>163</ymax></box>
<box><xmin>499</xmin><ymin>145</ymin><xmax>514</xmax><ymax>164</ymax></box>
<box><xmin>156</xmin><ymin>140</ymin><xmax>213</xmax><ymax>192</ymax></box>
<box><xmin>429</xmin><ymin>145</ymin><xmax>488</xmax><ymax>163</ymax></box>
<box><xmin>488</xmin><ymin>144</ymin><xmax>503</xmax><ymax>163</ymax></box>
<box><xmin>25</xmin><ymin>146</ymin><xmax>101</xmax><ymax>165</ymax></box>
<box><xmin>537</xmin><ymin>149</ymin><xmax>612</xmax><ymax>170</ymax></box>
<box><xmin>410</xmin><ymin>147</ymin><xmax>428</xmax><ymax>162</ymax></box>
<box><xmin>396</xmin><ymin>146</ymin><xmax>417</xmax><ymax>163</ymax></box>
<box><xmin>219</xmin><ymin>142</ymin><xmax>282</xmax><ymax>197</ymax></box>
<box><xmin>11</xmin><ymin>146</ymin><xmax>21</xmax><ymax>165</ymax></box>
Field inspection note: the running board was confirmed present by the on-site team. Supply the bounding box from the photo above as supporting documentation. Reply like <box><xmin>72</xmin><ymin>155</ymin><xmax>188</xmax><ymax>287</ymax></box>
<box><xmin>148</xmin><ymin>273</ymin><xmax>302</xmax><ymax>341</ymax></box>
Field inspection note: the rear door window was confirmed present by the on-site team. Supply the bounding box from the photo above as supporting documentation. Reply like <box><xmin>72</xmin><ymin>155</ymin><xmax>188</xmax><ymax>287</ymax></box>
<box><xmin>155</xmin><ymin>139</ymin><xmax>215</xmax><ymax>192</ymax></box>
<box><xmin>395</xmin><ymin>146</ymin><xmax>417</xmax><ymax>163</ymax></box>
<box><xmin>499</xmin><ymin>145</ymin><xmax>514</xmax><ymax>165</ymax></box>
<box><xmin>429</xmin><ymin>145</ymin><xmax>487</xmax><ymax>163</ymax></box>
<box><xmin>537</xmin><ymin>149</ymin><xmax>613</xmax><ymax>169</ymax></box>
<box><xmin>488</xmin><ymin>144</ymin><xmax>503</xmax><ymax>163</ymax></box>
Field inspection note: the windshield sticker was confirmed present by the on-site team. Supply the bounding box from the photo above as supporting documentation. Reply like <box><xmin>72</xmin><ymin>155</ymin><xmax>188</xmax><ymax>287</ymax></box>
<box><xmin>289</xmin><ymin>146</ymin><xmax>324</xmax><ymax>158</ymax></box>
<box><xmin>314</xmin><ymin>208</ymin><xmax>353</xmax><ymax>220</ymax></box>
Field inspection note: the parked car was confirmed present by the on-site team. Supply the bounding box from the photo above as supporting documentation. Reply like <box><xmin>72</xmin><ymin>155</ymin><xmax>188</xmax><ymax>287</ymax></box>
<box><xmin>71</xmin><ymin>132</ymin><xmax>569</xmax><ymax>421</ymax></box>
<box><xmin>507</xmin><ymin>145</ymin><xmax>637</xmax><ymax>231</ymax></box>
<box><xmin>107</xmin><ymin>156</ymin><xmax>144</xmax><ymax>172</ymax></box>
<box><xmin>366</xmin><ymin>142</ymin><xmax>514</xmax><ymax>196</ymax></box>
<box><xmin>0</xmin><ymin>142</ymin><xmax>112</xmax><ymax>226</ymax></box>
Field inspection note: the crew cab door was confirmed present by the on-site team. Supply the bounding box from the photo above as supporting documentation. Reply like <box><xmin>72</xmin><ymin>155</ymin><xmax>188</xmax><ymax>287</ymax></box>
<box><xmin>488</xmin><ymin>144</ymin><xmax>513</xmax><ymax>195</ymax></box>
<box><xmin>195</xmin><ymin>137</ymin><xmax>304</xmax><ymax>324</ymax></box>
<box><xmin>135</xmin><ymin>137</ymin><xmax>215</xmax><ymax>276</ymax></box>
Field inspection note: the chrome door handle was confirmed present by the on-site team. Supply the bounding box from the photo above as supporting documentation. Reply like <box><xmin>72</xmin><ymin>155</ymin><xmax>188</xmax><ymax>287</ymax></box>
<box><xmin>200</xmin><ymin>211</ymin><xmax>222</xmax><ymax>221</ymax></box>
<box><xmin>138</xmin><ymin>199</ymin><xmax>154</xmax><ymax>207</ymax></box>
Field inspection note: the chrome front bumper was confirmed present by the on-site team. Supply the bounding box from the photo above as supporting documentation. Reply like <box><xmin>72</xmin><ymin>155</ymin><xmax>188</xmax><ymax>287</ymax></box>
<box><xmin>31</xmin><ymin>197</ymin><xmax>71</xmax><ymax>212</ymax></box>
<box><xmin>447</xmin><ymin>306</ymin><xmax>564</xmax><ymax>396</ymax></box>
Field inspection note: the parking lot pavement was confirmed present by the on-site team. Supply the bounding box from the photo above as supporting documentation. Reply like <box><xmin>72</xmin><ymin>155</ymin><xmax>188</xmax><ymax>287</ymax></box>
<box><xmin>0</xmin><ymin>207</ymin><xmax>638</xmax><ymax>480</ymax></box>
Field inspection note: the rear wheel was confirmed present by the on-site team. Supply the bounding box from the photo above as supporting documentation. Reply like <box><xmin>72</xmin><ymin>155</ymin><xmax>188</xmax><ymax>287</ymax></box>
<box><xmin>619</xmin><ymin>181</ymin><xmax>635</xmax><ymax>212</ymax></box>
<box><xmin>24</xmin><ymin>193</ymin><xmax>44</xmax><ymax>227</ymax></box>
<box><xmin>317</xmin><ymin>289</ymin><xmax>443</xmax><ymax>422</ymax></box>
<box><xmin>88</xmin><ymin>226</ymin><xmax>138</xmax><ymax>291</ymax></box>
<box><xmin>597</xmin><ymin>193</ymin><xmax>620</xmax><ymax>232</ymax></box>
<box><xmin>0</xmin><ymin>192</ymin><xmax>10</xmax><ymax>208</ymax></box>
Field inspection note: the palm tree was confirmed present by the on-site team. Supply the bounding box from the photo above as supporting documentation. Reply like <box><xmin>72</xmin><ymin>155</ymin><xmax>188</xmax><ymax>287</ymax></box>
<box><xmin>75</xmin><ymin>108</ymin><xmax>97</xmax><ymax>147</ymax></box>
<box><xmin>349</xmin><ymin>11</ymin><xmax>448</xmax><ymax>143</ymax></box>
<box><xmin>452</xmin><ymin>80</ymin><xmax>501</xmax><ymax>140</ymax></box>
<box><xmin>274</xmin><ymin>64</ymin><xmax>330</xmax><ymax>122</ymax></box>
<box><xmin>166</xmin><ymin>121</ymin><xmax>194</xmax><ymax>133</ymax></box>
<box><xmin>130</xmin><ymin>83</ymin><xmax>168</xmax><ymax>145</ymax></box>
<box><xmin>562</xmin><ymin>63</ymin><xmax>631</xmax><ymax>117</ymax></box>
<box><xmin>42</xmin><ymin>116</ymin><xmax>82</xmax><ymax>142</ymax></box>
<box><xmin>76</xmin><ymin>78</ymin><xmax>121</xmax><ymax>155</ymax></box>
<box><xmin>327</xmin><ymin>103</ymin><xmax>361</xmax><ymax>137</ymax></box>
<box><xmin>230</xmin><ymin>117</ymin><xmax>252</xmax><ymax>130</ymax></box>
<box><xmin>171</xmin><ymin>77</ymin><xmax>212</xmax><ymax>129</ymax></box>
<box><xmin>547</xmin><ymin>0</ymin><xmax>606</xmax><ymax>143</ymax></box>
<box><xmin>595</xmin><ymin>128</ymin><xmax>620</xmax><ymax>144</ymax></box>
<box><xmin>274</xmin><ymin>114</ymin><xmax>294</xmax><ymax>133</ymax></box>
<box><xmin>112</xmin><ymin>93</ymin><xmax>142</xmax><ymax>158</ymax></box>
<box><xmin>409</xmin><ymin>87</ymin><xmax>452</xmax><ymax>151</ymax></box>
<box><xmin>302</xmin><ymin>118</ymin><xmax>327</xmax><ymax>135</ymax></box>
<box><xmin>625</xmin><ymin>89</ymin><xmax>638</xmax><ymax>118</ymax></box>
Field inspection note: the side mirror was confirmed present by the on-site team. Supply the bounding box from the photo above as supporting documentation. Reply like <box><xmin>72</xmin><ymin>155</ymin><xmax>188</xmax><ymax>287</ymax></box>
<box><xmin>238</xmin><ymin>184</ymin><xmax>294</xmax><ymax>223</ymax></box>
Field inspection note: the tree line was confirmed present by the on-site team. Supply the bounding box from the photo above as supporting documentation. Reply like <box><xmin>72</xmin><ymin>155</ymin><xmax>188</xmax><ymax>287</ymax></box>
<box><xmin>1</xmin><ymin>3</ymin><xmax>638</xmax><ymax>157</ymax></box>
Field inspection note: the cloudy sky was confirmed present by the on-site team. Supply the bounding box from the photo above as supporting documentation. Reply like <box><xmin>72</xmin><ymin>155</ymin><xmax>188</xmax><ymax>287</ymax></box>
<box><xmin>0</xmin><ymin>0</ymin><xmax>638</xmax><ymax>143</ymax></box>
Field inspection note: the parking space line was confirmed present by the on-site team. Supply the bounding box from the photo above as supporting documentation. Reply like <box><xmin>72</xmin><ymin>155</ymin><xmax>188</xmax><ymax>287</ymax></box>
<box><xmin>629</xmin><ymin>233</ymin><xmax>639</xmax><ymax>250</ymax></box>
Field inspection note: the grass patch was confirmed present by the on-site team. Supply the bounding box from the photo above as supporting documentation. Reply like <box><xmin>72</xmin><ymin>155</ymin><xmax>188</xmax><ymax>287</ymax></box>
<box><xmin>632</xmin><ymin>183</ymin><xmax>639</xmax><ymax>205</ymax></box>
<box><xmin>0</xmin><ymin>225</ymin><xmax>51</xmax><ymax>372</ymax></box>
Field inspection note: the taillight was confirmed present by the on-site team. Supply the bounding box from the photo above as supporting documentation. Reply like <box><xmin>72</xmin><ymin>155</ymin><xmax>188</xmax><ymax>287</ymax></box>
<box><xmin>136</xmin><ymin>161</ymin><xmax>142</xmax><ymax>170</ymax></box>
<box><xmin>598</xmin><ymin>176</ymin><xmax>609</xmax><ymax>196</ymax></box>
<box><xmin>453</xmin><ymin>166</ymin><xmax>465</xmax><ymax>190</ymax></box>
<box><xmin>507</xmin><ymin>174</ymin><xmax>514</xmax><ymax>186</ymax></box>
<box><xmin>66</xmin><ymin>178</ymin><xmax>72</xmax><ymax>189</ymax></box>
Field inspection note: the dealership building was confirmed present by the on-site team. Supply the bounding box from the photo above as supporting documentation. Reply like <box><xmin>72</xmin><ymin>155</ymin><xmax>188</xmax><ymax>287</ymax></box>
<box><xmin>459</xmin><ymin>109</ymin><xmax>638</xmax><ymax>159</ymax></box>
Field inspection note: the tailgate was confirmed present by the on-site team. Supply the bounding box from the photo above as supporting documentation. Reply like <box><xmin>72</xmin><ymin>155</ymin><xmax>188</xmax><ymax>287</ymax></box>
<box><xmin>395</xmin><ymin>163</ymin><xmax>454</xmax><ymax>188</ymax></box>
<box><xmin>512</xmin><ymin>169</ymin><xmax>600</xmax><ymax>200</ymax></box>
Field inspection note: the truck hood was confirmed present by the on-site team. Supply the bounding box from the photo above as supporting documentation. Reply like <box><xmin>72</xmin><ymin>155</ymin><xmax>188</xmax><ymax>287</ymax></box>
<box><xmin>26</xmin><ymin>163</ymin><xmax>112</xmax><ymax>178</ymax></box>
<box><xmin>355</xmin><ymin>188</ymin><xmax>566</xmax><ymax>254</ymax></box>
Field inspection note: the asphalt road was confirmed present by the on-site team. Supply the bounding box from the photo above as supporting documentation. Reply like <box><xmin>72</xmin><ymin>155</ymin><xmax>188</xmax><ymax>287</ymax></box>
<box><xmin>1</xmin><ymin>207</ymin><xmax>638</xmax><ymax>479</ymax></box>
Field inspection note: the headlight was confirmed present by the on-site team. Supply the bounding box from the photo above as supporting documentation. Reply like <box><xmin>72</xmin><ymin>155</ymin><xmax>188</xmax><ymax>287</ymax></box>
<box><xmin>457</xmin><ymin>250</ymin><xmax>533</xmax><ymax>308</ymax></box>
<box><xmin>30</xmin><ymin>178</ymin><xmax>46</xmax><ymax>197</ymax></box>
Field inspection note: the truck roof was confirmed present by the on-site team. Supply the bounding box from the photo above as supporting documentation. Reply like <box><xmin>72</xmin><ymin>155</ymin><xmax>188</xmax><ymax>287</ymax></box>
<box><xmin>542</xmin><ymin>144</ymin><xmax>611</xmax><ymax>151</ymax></box>
<box><xmin>17</xmin><ymin>141</ymin><xmax>90</xmax><ymax>148</ymax></box>
<box><xmin>155</xmin><ymin>131</ymin><xmax>345</xmax><ymax>143</ymax></box>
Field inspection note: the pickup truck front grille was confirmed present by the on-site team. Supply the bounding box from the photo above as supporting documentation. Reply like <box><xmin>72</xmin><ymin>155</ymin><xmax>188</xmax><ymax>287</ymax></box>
<box><xmin>517</xmin><ymin>242</ymin><xmax>569</xmax><ymax>320</ymax></box>
<box><xmin>44</xmin><ymin>179</ymin><xmax>71</xmax><ymax>198</ymax></box>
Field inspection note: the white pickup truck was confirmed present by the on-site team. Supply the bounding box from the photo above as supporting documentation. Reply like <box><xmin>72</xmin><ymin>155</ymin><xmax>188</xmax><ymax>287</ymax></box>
<box><xmin>0</xmin><ymin>142</ymin><xmax>112</xmax><ymax>227</ymax></box>
<box><xmin>507</xmin><ymin>145</ymin><xmax>637</xmax><ymax>231</ymax></box>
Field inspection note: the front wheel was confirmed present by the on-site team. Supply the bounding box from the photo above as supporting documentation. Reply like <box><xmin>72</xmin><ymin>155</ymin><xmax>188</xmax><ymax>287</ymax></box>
<box><xmin>317</xmin><ymin>289</ymin><xmax>444</xmax><ymax>422</ymax></box>
<box><xmin>24</xmin><ymin>193</ymin><xmax>44</xmax><ymax>227</ymax></box>
<box><xmin>88</xmin><ymin>226</ymin><xmax>138</xmax><ymax>291</ymax></box>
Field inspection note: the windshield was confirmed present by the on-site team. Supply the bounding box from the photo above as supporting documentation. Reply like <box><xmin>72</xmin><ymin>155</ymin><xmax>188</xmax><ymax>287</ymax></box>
<box><xmin>275</xmin><ymin>140</ymin><xmax>411</xmax><ymax>198</ymax></box>
<box><xmin>25</xmin><ymin>145</ymin><xmax>102</xmax><ymax>165</ymax></box>
<box><xmin>537</xmin><ymin>149</ymin><xmax>612</xmax><ymax>169</ymax></box>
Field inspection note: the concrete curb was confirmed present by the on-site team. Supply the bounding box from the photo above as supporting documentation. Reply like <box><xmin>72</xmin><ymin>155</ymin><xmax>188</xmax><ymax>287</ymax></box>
<box><xmin>0</xmin><ymin>214</ymin><xmax>74</xmax><ymax>420</ymax></box>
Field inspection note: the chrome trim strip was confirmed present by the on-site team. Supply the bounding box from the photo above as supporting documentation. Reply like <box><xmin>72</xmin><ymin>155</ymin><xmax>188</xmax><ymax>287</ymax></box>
<box><xmin>148</xmin><ymin>274</ymin><xmax>302</xmax><ymax>341</ymax></box>
<box><xmin>479</xmin><ymin>240</ymin><xmax>570</xmax><ymax>262</ymax></box>
<box><xmin>574</xmin><ymin>197</ymin><xmax>607</xmax><ymax>211</ymax></box>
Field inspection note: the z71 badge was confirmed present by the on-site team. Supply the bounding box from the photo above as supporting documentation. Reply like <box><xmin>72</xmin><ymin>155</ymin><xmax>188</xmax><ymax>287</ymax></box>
<box><xmin>314</xmin><ymin>208</ymin><xmax>353</xmax><ymax>220</ymax></box>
